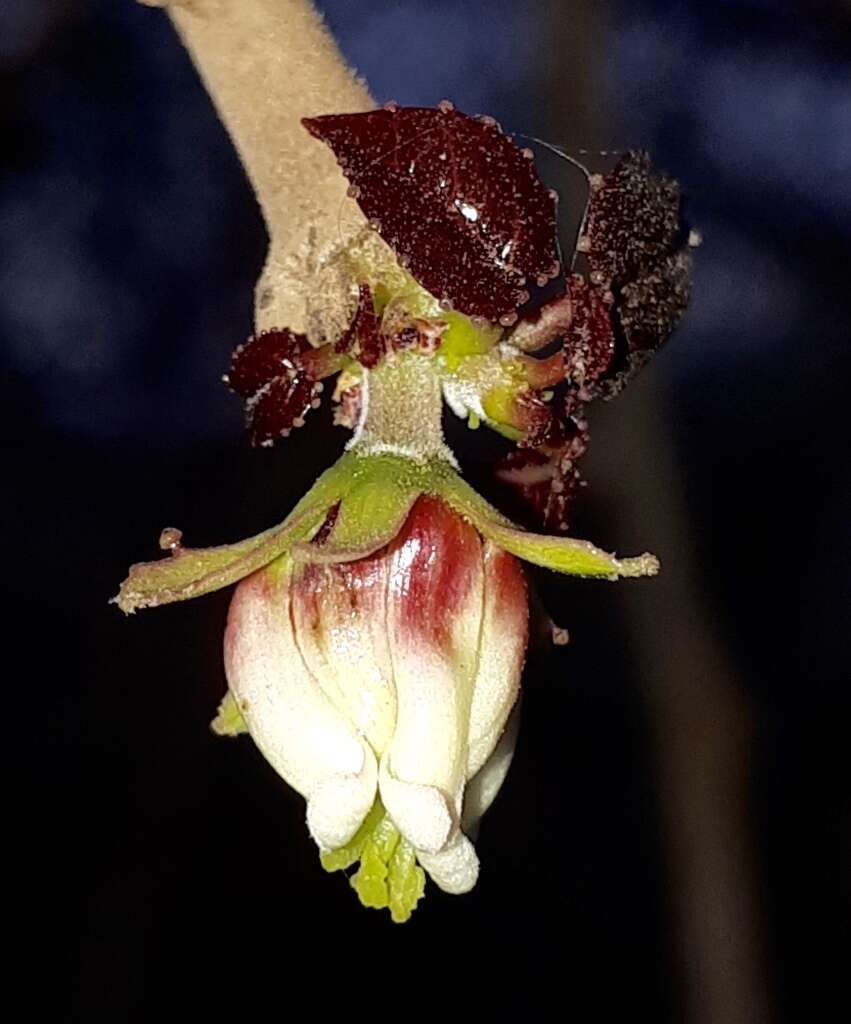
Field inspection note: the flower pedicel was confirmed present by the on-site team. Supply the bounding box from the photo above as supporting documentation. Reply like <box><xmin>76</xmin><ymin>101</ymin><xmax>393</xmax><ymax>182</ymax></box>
<box><xmin>117</xmin><ymin>104</ymin><xmax>695</xmax><ymax>922</ymax></box>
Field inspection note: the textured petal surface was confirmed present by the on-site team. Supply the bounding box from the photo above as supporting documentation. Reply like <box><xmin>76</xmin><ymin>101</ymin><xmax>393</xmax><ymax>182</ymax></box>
<box><xmin>291</xmin><ymin>551</ymin><xmax>396</xmax><ymax>755</ymax></box>
<box><xmin>463</xmin><ymin>699</ymin><xmax>522</xmax><ymax>838</ymax></box>
<box><xmin>416</xmin><ymin>831</ymin><xmax>480</xmax><ymax>895</ymax></box>
<box><xmin>465</xmin><ymin>543</ymin><xmax>527</xmax><ymax>778</ymax></box>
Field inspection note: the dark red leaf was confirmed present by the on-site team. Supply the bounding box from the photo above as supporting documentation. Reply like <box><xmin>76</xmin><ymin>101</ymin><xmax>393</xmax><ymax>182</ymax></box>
<box><xmin>495</xmin><ymin>418</ymin><xmax>587</xmax><ymax>533</ymax></box>
<box><xmin>247</xmin><ymin>372</ymin><xmax>321</xmax><ymax>448</ymax></box>
<box><xmin>563</xmin><ymin>274</ymin><xmax>616</xmax><ymax>391</ymax></box>
<box><xmin>575</xmin><ymin>152</ymin><xmax>693</xmax><ymax>395</ymax></box>
<box><xmin>584</xmin><ymin>150</ymin><xmax>683</xmax><ymax>290</ymax></box>
<box><xmin>513</xmin><ymin>393</ymin><xmax>558</xmax><ymax>447</ymax></box>
<box><xmin>303</xmin><ymin>105</ymin><xmax>561</xmax><ymax>323</ymax></box>
<box><xmin>226</xmin><ymin>324</ymin><xmax>352</xmax><ymax>447</ymax></box>
<box><xmin>616</xmin><ymin>248</ymin><xmax>692</xmax><ymax>354</ymax></box>
<box><xmin>593</xmin><ymin>246</ymin><xmax>692</xmax><ymax>398</ymax></box>
<box><xmin>226</xmin><ymin>328</ymin><xmax>311</xmax><ymax>398</ymax></box>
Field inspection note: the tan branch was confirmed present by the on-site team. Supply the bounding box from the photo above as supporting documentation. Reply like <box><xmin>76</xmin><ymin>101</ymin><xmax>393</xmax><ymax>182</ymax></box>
<box><xmin>139</xmin><ymin>0</ymin><xmax>380</xmax><ymax>337</ymax></box>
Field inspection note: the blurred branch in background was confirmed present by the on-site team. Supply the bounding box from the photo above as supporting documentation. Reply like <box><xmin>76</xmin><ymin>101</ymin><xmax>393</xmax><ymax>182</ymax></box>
<box><xmin>543</xmin><ymin>2</ymin><xmax>770</xmax><ymax>1021</ymax></box>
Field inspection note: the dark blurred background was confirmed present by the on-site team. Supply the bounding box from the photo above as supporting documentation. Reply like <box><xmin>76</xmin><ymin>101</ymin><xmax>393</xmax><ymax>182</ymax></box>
<box><xmin>3</xmin><ymin>1</ymin><xmax>849</xmax><ymax>1021</ymax></box>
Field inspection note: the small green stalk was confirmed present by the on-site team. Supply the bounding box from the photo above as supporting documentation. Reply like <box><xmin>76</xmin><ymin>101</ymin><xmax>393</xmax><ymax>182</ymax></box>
<box><xmin>349</xmin><ymin>353</ymin><xmax>458</xmax><ymax>467</ymax></box>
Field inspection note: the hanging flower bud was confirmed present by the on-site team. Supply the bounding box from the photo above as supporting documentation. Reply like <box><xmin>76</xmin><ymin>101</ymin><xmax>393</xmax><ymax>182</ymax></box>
<box><xmin>118</xmin><ymin>102</ymin><xmax>693</xmax><ymax>922</ymax></box>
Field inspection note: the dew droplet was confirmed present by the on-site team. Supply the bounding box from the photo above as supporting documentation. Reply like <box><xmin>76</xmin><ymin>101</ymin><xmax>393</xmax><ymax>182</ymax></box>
<box><xmin>438</xmin><ymin>99</ymin><xmax>455</xmax><ymax>113</ymax></box>
<box><xmin>368</xmin><ymin>217</ymin><xmax>382</xmax><ymax>231</ymax></box>
<box><xmin>547</xmin><ymin>187</ymin><xmax>559</xmax><ymax>201</ymax></box>
<box><xmin>688</xmin><ymin>228</ymin><xmax>703</xmax><ymax>248</ymax></box>
<box><xmin>455</xmin><ymin>199</ymin><xmax>480</xmax><ymax>222</ymax></box>
<box><xmin>383</xmin><ymin>100</ymin><xmax>399</xmax><ymax>112</ymax></box>
<box><xmin>478</xmin><ymin>114</ymin><xmax>496</xmax><ymax>127</ymax></box>
<box><xmin>499</xmin><ymin>311</ymin><xmax>519</xmax><ymax>327</ymax></box>
<box><xmin>439</xmin><ymin>297</ymin><xmax>454</xmax><ymax>311</ymax></box>
<box><xmin>551</xmin><ymin>624</ymin><xmax>570</xmax><ymax>646</ymax></box>
<box><xmin>536</xmin><ymin>274</ymin><xmax>549</xmax><ymax>288</ymax></box>
<box><xmin>346</xmin><ymin>184</ymin><xmax>361</xmax><ymax>199</ymax></box>
<box><xmin>517</xmin><ymin>289</ymin><xmax>530</xmax><ymax>305</ymax></box>
<box><xmin>159</xmin><ymin>527</ymin><xmax>183</xmax><ymax>553</ymax></box>
<box><xmin>521</xmin><ymin>147</ymin><xmax>534</xmax><ymax>160</ymax></box>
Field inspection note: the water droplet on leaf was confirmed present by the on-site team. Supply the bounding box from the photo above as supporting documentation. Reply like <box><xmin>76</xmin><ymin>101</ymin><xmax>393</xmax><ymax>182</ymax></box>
<box><xmin>159</xmin><ymin>527</ymin><xmax>183</xmax><ymax>553</ymax></box>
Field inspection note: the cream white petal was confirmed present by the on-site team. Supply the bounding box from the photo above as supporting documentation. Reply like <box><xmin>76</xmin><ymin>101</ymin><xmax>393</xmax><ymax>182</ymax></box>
<box><xmin>377</xmin><ymin>497</ymin><xmax>486</xmax><ymax>885</ymax></box>
<box><xmin>462</xmin><ymin>697</ymin><xmax>522</xmax><ymax>839</ymax></box>
<box><xmin>417</xmin><ymin>830</ymin><xmax>480</xmax><ymax>895</ymax></box>
<box><xmin>377</xmin><ymin>761</ymin><xmax>454</xmax><ymax>854</ymax></box>
<box><xmin>290</xmin><ymin>557</ymin><xmax>396</xmax><ymax>756</ymax></box>
<box><xmin>224</xmin><ymin>562</ymin><xmax>377</xmax><ymax>848</ymax></box>
<box><xmin>465</xmin><ymin>543</ymin><xmax>528</xmax><ymax>779</ymax></box>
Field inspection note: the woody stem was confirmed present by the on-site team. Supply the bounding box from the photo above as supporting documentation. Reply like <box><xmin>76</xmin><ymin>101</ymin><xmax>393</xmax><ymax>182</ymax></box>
<box><xmin>348</xmin><ymin>354</ymin><xmax>457</xmax><ymax>466</ymax></box>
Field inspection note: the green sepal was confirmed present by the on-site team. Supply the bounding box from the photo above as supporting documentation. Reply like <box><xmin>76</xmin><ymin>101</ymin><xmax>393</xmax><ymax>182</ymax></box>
<box><xmin>436</xmin><ymin>469</ymin><xmax>660</xmax><ymax>580</ymax></box>
<box><xmin>292</xmin><ymin>455</ymin><xmax>423</xmax><ymax>565</ymax></box>
<box><xmin>320</xmin><ymin>798</ymin><xmax>426</xmax><ymax>924</ymax></box>
<box><xmin>210</xmin><ymin>691</ymin><xmax>248</xmax><ymax>737</ymax></box>
<box><xmin>114</xmin><ymin>455</ymin><xmax>355</xmax><ymax>613</ymax></box>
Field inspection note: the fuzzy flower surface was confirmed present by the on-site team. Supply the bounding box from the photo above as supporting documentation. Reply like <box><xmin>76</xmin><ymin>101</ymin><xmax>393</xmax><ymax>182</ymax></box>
<box><xmin>117</xmin><ymin>103</ymin><xmax>693</xmax><ymax>922</ymax></box>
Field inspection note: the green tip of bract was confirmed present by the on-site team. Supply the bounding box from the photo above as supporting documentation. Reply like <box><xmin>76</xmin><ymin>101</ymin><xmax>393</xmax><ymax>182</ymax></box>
<box><xmin>320</xmin><ymin>799</ymin><xmax>426</xmax><ymax>923</ymax></box>
<box><xmin>210</xmin><ymin>691</ymin><xmax>249</xmax><ymax>737</ymax></box>
<box><xmin>617</xmin><ymin>552</ymin><xmax>661</xmax><ymax>578</ymax></box>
